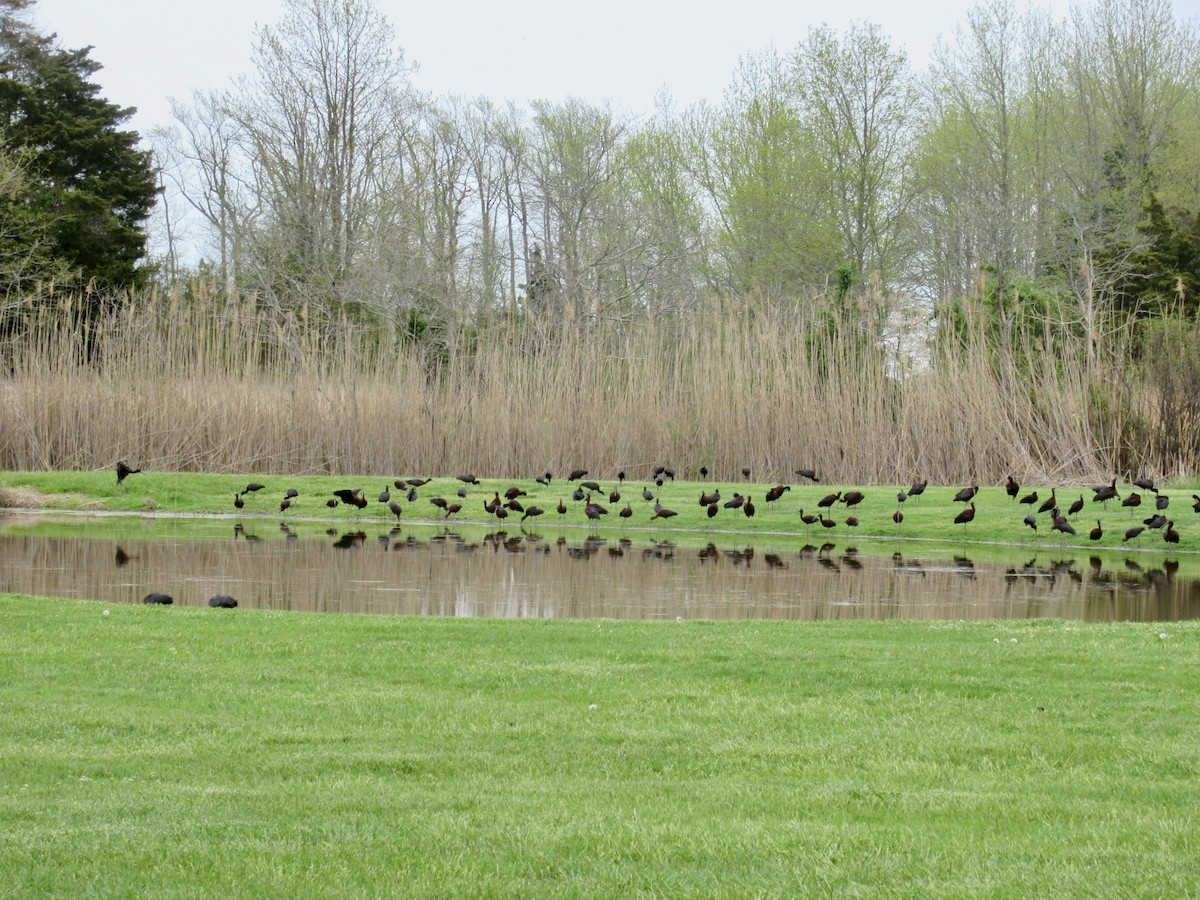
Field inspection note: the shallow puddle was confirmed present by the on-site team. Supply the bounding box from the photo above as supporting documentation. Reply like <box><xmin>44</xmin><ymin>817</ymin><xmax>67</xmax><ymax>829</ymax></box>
<box><xmin>0</xmin><ymin>514</ymin><xmax>1197</xmax><ymax>621</ymax></box>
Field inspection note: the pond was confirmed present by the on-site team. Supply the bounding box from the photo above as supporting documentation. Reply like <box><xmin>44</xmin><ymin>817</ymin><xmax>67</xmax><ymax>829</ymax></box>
<box><xmin>1</xmin><ymin>513</ymin><xmax>1197</xmax><ymax>622</ymax></box>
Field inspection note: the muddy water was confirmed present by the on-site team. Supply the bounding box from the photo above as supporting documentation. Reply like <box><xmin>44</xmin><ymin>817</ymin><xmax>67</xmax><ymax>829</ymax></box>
<box><xmin>1</xmin><ymin>516</ymin><xmax>1197</xmax><ymax>621</ymax></box>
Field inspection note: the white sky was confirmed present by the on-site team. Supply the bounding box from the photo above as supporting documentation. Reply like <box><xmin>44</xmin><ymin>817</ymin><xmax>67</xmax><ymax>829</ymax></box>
<box><xmin>31</xmin><ymin>0</ymin><xmax>1185</xmax><ymax>140</ymax></box>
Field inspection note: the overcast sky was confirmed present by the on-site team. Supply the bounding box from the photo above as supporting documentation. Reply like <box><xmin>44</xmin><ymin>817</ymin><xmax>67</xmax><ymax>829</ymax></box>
<box><xmin>32</xmin><ymin>0</ymin><xmax>1186</xmax><ymax>140</ymax></box>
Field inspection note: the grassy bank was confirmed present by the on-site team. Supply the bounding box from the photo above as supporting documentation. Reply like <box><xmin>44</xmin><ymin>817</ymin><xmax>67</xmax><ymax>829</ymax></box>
<box><xmin>1</xmin><ymin>595</ymin><xmax>1197</xmax><ymax>895</ymax></box>
<box><xmin>2</xmin><ymin>467</ymin><xmax>1197</xmax><ymax>555</ymax></box>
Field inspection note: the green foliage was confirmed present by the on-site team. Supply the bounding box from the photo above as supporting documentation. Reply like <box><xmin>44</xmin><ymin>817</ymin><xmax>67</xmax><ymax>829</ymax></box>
<box><xmin>0</xmin><ymin>9</ymin><xmax>157</xmax><ymax>299</ymax></box>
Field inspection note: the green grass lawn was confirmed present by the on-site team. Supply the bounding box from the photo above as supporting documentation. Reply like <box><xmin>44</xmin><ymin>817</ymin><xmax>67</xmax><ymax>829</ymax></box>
<box><xmin>1</xmin><ymin>595</ymin><xmax>1198</xmax><ymax>896</ymax></box>
<box><xmin>3</xmin><ymin>468</ymin><xmax>1198</xmax><ymax>555</ymax></box>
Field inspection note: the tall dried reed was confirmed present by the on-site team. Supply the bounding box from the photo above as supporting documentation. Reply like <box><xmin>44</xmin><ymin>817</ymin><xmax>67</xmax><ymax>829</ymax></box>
<box><xmin>0</xmin><ymin>288</ymin><xmax>1181</xmax><ymax>483</ymax></box>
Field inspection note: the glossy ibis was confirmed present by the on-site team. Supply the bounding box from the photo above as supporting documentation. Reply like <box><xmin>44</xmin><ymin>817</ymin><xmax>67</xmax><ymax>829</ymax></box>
<box><xmin>620</xmin><ymin>503</ymin><xmax>633</xmax><ymax>519</ymax></box>
<box><xmin>505</xmin><ymin>486</ymin><xmax>527</xmax><ymax>500</ymax></box>
<box><xmin>568</xmin><ymin>469</ymin><xmax>588</xmax><ymax>481</ymax></box>
<box><xmin>388</xmin><ymin>500</ymin><xmax>403</xmax><ymax>521</ymax></box>
<box><xmin>243</xmin><ymin>481</ymin><xmax>266</xmax><ymax>495</ymax></box>
<box><xmin>1023</xmin><ymin>515</ymin><xmax>1037</xmax><ymax>531</ymax></box>
<box><xmin>1121</xmin><ymin>493</ymin><xmax>1142</xmax><ymax>508</ymax></box>
<box><xmin>1133</xmin><ymin>477</ymin><xmax>1156</xmax><ymax>492</ymax></box>
<box><xmin>536</xmin><ymin>473</ymin><xmax>551</xmax><ymax>486</ymax></box>
<box><xmin>800</xmin><ymin>509</ymin><xmax>818</xmax><ymax>525</ymax></box>
<box><xmin>116</xmin><ymin>461</ymin><xmax>142</xmax><ymax>484</ymax></box>
<box><xmin>617</xmin><ymin>470</ymin><xmax>626</xmax><ymax>483</ymax></box>
<box><xmin>794</xmin><ymin>469</ymin><xmax>819</xmax><ymax>482</ymax></box>
<box><xmin>699</xmin><ymin>466</ymin><xmax>708</xmax><ymax>478</ymax></box>
<box><xmin>333</xmin><ymin>488</ymin><xmax>366</xmax><ymax>508</ymax></box>
<box><xmin>706</xmin><ymin>503</ymin><xmax>718</xmax><ymax>519</ymax></box>
<box><xmin>1155</xmin><ymin>494</ymin><xmax>1169</xmax><ymax>510</ymax></box>
<box><xmin>429</xmin><ymin>496</ymin><xmax>449</xmax><ymax>510</ymax></box>
<box><xmin>1164</xmin><ymin>521</ymin><xmax>1180</xmax><ymax>544</ymax></box>
<box><xmin>280</xmin><ymin>498</ymin><xmax>292</xmax><ymax>512</ymax></box>
<box><xmin>378</xmin><ymin>487</ymin><xmax>390</xmax><ymax>504</ymax></box>
<box><xmin>954</xmin><ymin>502</ymin><xmax>976</xmax><ymax>528</ymax></box>
<box><xmin>846</xmin><ymin>516</ymin><xmax>859</xmax><ymax>527</ymax></box>
<box><xmin>765</xmin><ymin>485</ymin><xmax>790</xmax><ymax>502</ymax></box>
<box><xmin>521</xmin><ymin>506</ymin><xmax>544</xmax><ymax>523</ymax></box>
<box><xmin>1051</xmin><ymin>513</ymin><xmax>1075</xmax><ymax>536</ymax></box>
<box><xmin>1193</xmin><ymin>494</ymin><xmax>1200</xmax><ymax>512</ymax></box>
<box><xmin>494</xmin><ymin>506</ymin><xmax>508</xmax><ymax>520</ymax></box>
<box><xmin>405</xmin><ymin>478</ymin><xmax>431</xmax><ymax>487</ymax></box>
<box><xmin>743</xmin><ymin>497</ymin><xmax>755</xmax><ymax>517</ymax></box>
<box><xmin>208</xmin><ymin>594</ymin><xmax>237</xmax><ymax>609</ymax></box>
<box><xmin>457</xmin><ymin>474</ymin><xmax>480</xmax><ymax>485</ymax></box>
<box><xmin>1005</xmin><ymin>476</ymin><xmax>1019</xmax><ymax>500</ymax></box>
<box><xmin>572</xmin><ymin>487</ymin><xmax>586</xmax><ymax>502</ymax></box>
<box><xmin>1093</xmin><ymin>478</ymin><xmax>1119</xmax><ymax>504</ymax></box>
<box><xmin>1019</xmin><ymin>490</ymin><xmax>1038</xmax><ymax>506</ymax></box>
<box><xmin>953</xmin><ymin>485</ymin><xmax>978</xmax><ymax>503</ymax></box>
<box><xmin>1144</xmin><ymin>513</ymin><xmax>1167</xmax><ymax>530</ymax></box>
<box><xmin>1037</xmin><ymin>490</ymin><xmax>1057</xmax><ymax>515</ymax></box>
<box><xmin>842</xmin><ymin>490</ymin><xmax>865</xmax><ymax>507</ymax></box>
<box><xmin>893</xmin><ymin>510</ymin><xmax>903</xmax><ymax>525</ymax></box>
<box><xmin>142</xmin><ymin>592</ymin><xmax>173</xmax><ymax>605</ymax></box>
<box><xmin>234</xmin><ymin>494</ymin><xmax>244</xmax><ymax>509</ymax></box>
<box><xmin>817</xmin><ymin>492</ymin><xmax>841</xmax><ymax>509</ymax></box>
<box><xmin>700</xmin><ymin>490</ymin><xmax>720</xmax><ymax>506</ymax></box>
<box><xmin>609</xmin><ymin>489</ymin><xmax>621</xmax><ymax>504</ymax></box>
<box><xmin>1121</xmin><ymin>526</ymin><xmax>1144</xmax><ymax>543</ymax></box>
<box><xmin>1089</xmin><ymin>521</ymin><xmax>1103</xmax><ymax>541</ymax></box>
<box><xmin>1068</xmin><ymin>494</ymin><xmax>1084</xmax><ymax>516</ymax></box>
<box><xmin>407</xmin><ymin>488</ymin><xmax>418</xmax><ymax>502</ymax></box>
<box><xmin>897</xmin><ymin>489</ymin><xmax>907</xmax><ymax>504</ymax></box>
<box><xmin>557</xmin><ymin>499</ymin><xmax>567</xmax><ymax>515</ymax></box>
<box><xmin>642</xmin><ymin>487</ymin><xmax>654</xmax><ymax>502</ymax></box>
<box><xmin>723</xmin><ymin>494</ymin><xmax>745</xmax><ymax>510</ymax></box>
<box><xmin>741</xmin><ymin>466</ymin><xmax>751</xmax><ymax>480</ymax></box>
<box><xmin>820</xmin><ymin>514</ymin><xmax>836</xmax><ymax>529</ymax></box>
<box><xmin>326</xmin><ymin>498</ymin><xmax>339</xmax><ymax>509</ymax></box>
<box><xmin>484</xmin><ymin>493</ymin><xmax>501</xmax><ymax>514</ymax></box>
<box><xmin>908</xmin><ymin>479</ymin><xmax>927</xmax><ymax>499</ymax></box>
<box><xmin>580</xmin><ymin>481</ymin><xmax>602</xmax><ymax>492</ymax></box>
<box><xmin>650</xmin><ymin>507</ymin><xmax>678</xmax><ymax>521</ymax></box>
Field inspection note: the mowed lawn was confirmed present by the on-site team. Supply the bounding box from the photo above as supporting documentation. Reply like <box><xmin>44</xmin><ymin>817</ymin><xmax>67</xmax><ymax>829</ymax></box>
<box><xmin>1</xmin><ymin>595</ymin><xmax>1198</xmax><ymax>896</ymax></box>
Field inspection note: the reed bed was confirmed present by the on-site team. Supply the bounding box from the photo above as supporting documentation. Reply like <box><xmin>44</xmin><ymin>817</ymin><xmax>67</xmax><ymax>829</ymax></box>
<box><xmin>0</xmin><ymin>289</ymin><xmax>1188</xmax><ymax>483</ymax></box>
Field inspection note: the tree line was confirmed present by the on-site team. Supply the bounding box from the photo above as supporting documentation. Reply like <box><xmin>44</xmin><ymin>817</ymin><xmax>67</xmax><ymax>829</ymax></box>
<box><xmin>3</xmin><ymin>0</ymin><xmax>1199</xmax><ymax>356</ymax></box>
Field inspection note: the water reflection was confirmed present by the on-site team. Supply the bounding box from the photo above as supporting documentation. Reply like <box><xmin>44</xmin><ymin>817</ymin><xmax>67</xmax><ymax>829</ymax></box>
<box><xmin>0</xmin><ymin>519</ymin><xmax>1197</xmax><ymax>622</ymax></box>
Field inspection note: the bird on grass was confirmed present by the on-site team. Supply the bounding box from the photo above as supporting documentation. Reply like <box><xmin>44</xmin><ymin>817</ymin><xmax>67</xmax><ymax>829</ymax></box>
<box><xmin>116</xmin><ymin>461</ymin><xmax>142</xmax><ymax>485</ymax></box>
<box><xmin>1068</xmin><ymin>494</ymin><xmax>1084</xmax><ymax>516</ymax></box>
<box><xmin>1019</xmin><ymin>490</ymin><xmax>1039</xmax><ymax>506</ymax></box>
<box><xmin>650</xmin><ymin>507</ymin><xmax>678</xmax><ymax>522</ymax></box>
<box><xmin>568</xmin><ymin>469</ymin><xmax>588</xmax><ymax>481</ymax></box>
<box><xmin>842</xmin><ymin>490</ymin><xmax>865</xmax><ymax>507</ymax></box>
<box><xmin>1023</xmin><ymin>514</ymin><xmax>1037</xmax><ymax>531</ymax></box>
<box><xmin>1005</xmin><ymin>476</ymin><xmax>1020</xmax><ymax>500</ymax></box>
<box><xmin>954</xmin><ymin>502</ymin><xmax>976</xmax><ymax>529</ymax></box>
<box><xmin>794</xmin><ymin>468</ymin><xmax>819</xmax><ymax>482</ymax></box>
<box><xmin>892</xmin><ymin>510</ymin><xmax>904</xmax><ymax>525</ymax></box>
<box><xmin>388</xmin><ymin>500</ymin><xmax>403</xmax><ymax>521</ymax></box>
<box><xmin>1164</xmin><ymin>521</ymin><xmax>1180</xmax><ymax>544</ymax></box>
<box><xmin>1122</xmin><ymin>526</ymin><xmax>1145</xmax><ymax>543</ymax></box>
<box><xmin>521</xmin><ymin>506</ymin><xmax>543</xmax><ymax>523</ymax></box>
<box><xmin>1037</xmin><ymin>490</ymin><xmax>1058</xmax><ymax>515</ymax></box>
<box><xmin>908</xmin><ymin>479</ymin><xmax>927</xmax><ymax>499</ymax></box>
<box><xmin>954</xmin><ymin>485</ymin><xmax>979</xmax><ymax>503</ymax></box>
<box><xmin>1089</xmin><ymin>521</ymin><xmax>1103</xmax><ymax>541</ymax></box>
<box><xmin>743</xmin><ymin>497</ymin><xmax>755</xmax><ymax>518</ymax></box>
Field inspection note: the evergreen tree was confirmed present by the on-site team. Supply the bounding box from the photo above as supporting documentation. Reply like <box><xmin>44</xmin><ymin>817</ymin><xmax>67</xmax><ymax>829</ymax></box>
<box><xmin>0</xmin><ymin>0</ymin><xmax>157</xmax><ymax>297</ymax></box>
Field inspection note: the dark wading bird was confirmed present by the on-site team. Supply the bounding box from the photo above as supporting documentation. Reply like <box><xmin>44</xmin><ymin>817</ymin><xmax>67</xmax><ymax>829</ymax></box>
<box><xmin>521</xmin><ymin>506</ymin><xmax>544</xmax><ymax>523</ymax></box>
<box><xmin>1121</xmin><ymin>492</ymin><xmax>1142</xmax><ymax>509</ymax></box>
<box><xmin>1133</xmin><ymin>477</ymin><xmax>1156</xmax><ymax>493</ymax></box>
<box><xmin>557</xmin><ymin>499</ymin><xmax>567</xmax><ymax>515</ymax></box>
<box><xmin>1023</xmin><ymin>514</ymin><xmax>1037</xmax><ymax>531</ymax></box>
<box><xmin>893</xmin><ymin>510</ymin><xmax>904</xmax><ymax>525</ymax></box>
<box><xmin>799</xmin><ymin>509</ymin><xmax>818</xmax><ymax>525</ymax></box>
<box><xmin>842</xmin><ymin>490</ymin><xmax>865</xmax><ymax>507</ymax></box>
<box><xmin>620</xmin><ymin>503</ymin><xmax>633</xmax><ymax>519</ymax></box>
<box><xmin>1005</xmin><ymin>476</ymin><xmax>1020</xmax><ymax>500</ymax></box>
<box><xmin>243</xmin><ymin>482</ymin><xmax>266</xmax><ymax>495</ymax></box>
<box><xmin>1068</xmin><ymin>494</ymin><xmax>1085</xmax><ymax>516</ymax></box>
<box><xmin>567</xmin><ymin>469</ymin><xmax>588</xmax><ymax>482</ymax></box>
<box><xmin>404</xmin><ymin>478</ymin><xmax>431</xmax><ymax>487</ymax></box>
<box><xmin>444</xmin><ymin>502</ymin><xmax>462</xmax><ymax>519</ymax></box>
<box><xmin>954</xmin><ymin>502</ymin><xmax>976</xmax><ymax>530</ymax></box>
<box><xmin>650</xmin><ymin>507</ymin><xmax>678</xmax><ymax>522</ymax></box>
<box><xmin>908</xmin><ymin>479</ymin><xmax>927</xmax><ymax>499</ymax></box>
<box><xmin>707</xmin><ymin>503</ymin><xmax>718</xmax><ymax>520</ymax></box>
<box><xmin>1122</xmin><ymin>526</ymin><xmax>1145</xmax><ymax>543</ymax></box>
<box><xmin>143</xmin><ymin>592</ymin><xmax>173</xmax><ymax>605</ymax></box>
<box><xmin>234</xmin><ymin>494</ymin><xmax>244</xmax><ymax>509</ymax></box>
<box><xmin>724</xmin><ymin>494</ymin><xmax>745</xmax><ymax>510</ymax></box>
<box><xmin>1156</xmin><ymin>494</ymin><xmax>1169</xmax><ymax>511</ymax></box>
<box><xmin>741</xmin><ymin>466</ymin><xmax>752</xmax><ymax>480</ymax></box>
<box><xmin>765</xmin><ymin>485</ymin><xmax>791</xmax><ymax>502</ymax></box>
<box><xmin>794</xmin><ymin>469</ymin><xmax>819</xmax><ymax>483</ymax></box>
<box><xmin>1093</xmin><ymin>478</ymin><xmax>1119</xmax><ymax>504</ymax></box>
<box><xmin>457</xmin><ymin>474</ymin><xmax>481</xmax><ymax>485</ymax></box>
<box><xmin>743</xmin><ymin>497</ymin><xmax>755</xmax><ymax>518</ymax></box>
<box><xmin>1089</xmin><ymin>521</ymin><xmax>1103</xmax><ymax>541</ymax></box>
<box><xmin>818</xmin><ymin>492</ymin><xmax>841</xmax><ymax>509</ymax></box>
<box><xmin>388</xmin><ymin>500</ymin><xmax>403</xmax><ymax>521</ymax></box>
<box><xmin>953</xmin><ymin>485</ymin><xmax>979</xmax><ymax>504</ymax></box>
<box><xmin>1019</xmin><ymin>490</ymin><xmax>1038</xmax><ymax>506</ymax></box>
<box><xmin>116</xmin><ymin>460</ymin><xmax>142</xmax><ymax>484</ymax></box>
<box><xmin>1037</xmin><ymin>490</ymin><xmax>1059</xmax><ymax>516</ymax></box>
<box><xmin>1164</xmin><ymin>521</ymin><xmax>1180</xmax><ymax>544</ymax></box>
<box><xmin>209</xmin><ymin>594</ymin><xmax>237</xmax><ymax>609</ymax></box>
